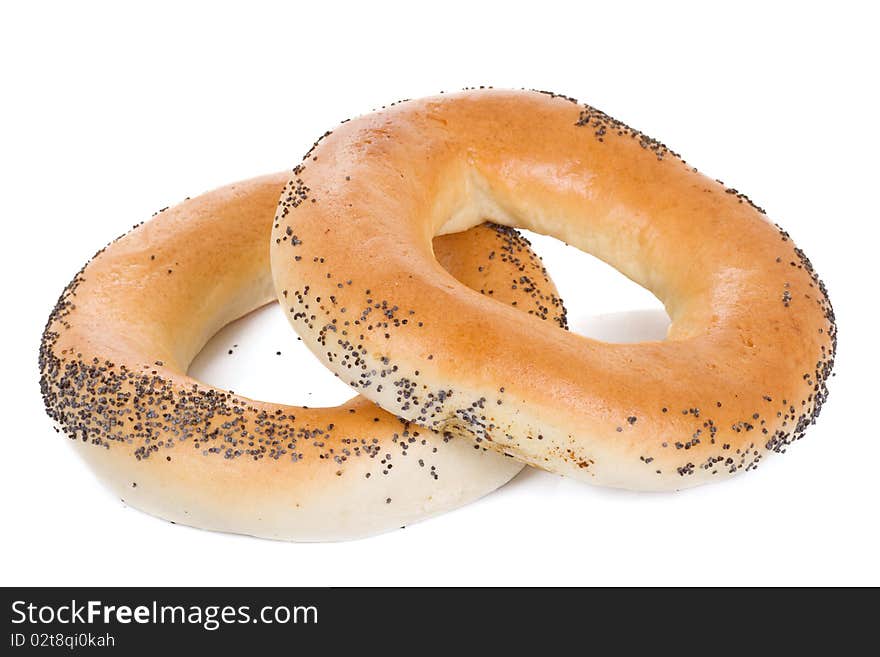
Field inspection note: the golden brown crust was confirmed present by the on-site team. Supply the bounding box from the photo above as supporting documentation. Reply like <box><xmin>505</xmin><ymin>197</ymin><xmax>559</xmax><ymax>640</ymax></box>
<box><xmin>270</xmin><ymin>89</ymin><xmax>836</xmax><ymax>490</ymax></box>
<box><xmin>39</xmin><ymin>172</ymin><xmax>567</xmax><ymax>540</ymax></box>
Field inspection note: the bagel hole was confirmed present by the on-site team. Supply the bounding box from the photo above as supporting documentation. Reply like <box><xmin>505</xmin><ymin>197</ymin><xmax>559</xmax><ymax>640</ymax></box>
<box><xmin>189</xmin><ymin>231</ymin><xmax>672</xmax><ymax>402</ymax></box>
<box><xmin>520</xmin><ymin>230</ymin><xmax>671</xmax><ymax>343</ymax></box>
<box><xmin>188</xmin><ymin>301</ymin><xmax>359</xmax><ymax>408</ymax></box>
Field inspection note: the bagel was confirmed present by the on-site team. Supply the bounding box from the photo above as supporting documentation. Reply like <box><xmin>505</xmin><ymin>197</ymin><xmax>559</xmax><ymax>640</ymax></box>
<box><xmin>270</xmin><ymin>89</ymin><xmax>836</xmax><ymax>491</ymax></box>
<box><xmin>39</xmin><ymin>172</ymin><xmax>568</xmax><ymax>541</ymax></box>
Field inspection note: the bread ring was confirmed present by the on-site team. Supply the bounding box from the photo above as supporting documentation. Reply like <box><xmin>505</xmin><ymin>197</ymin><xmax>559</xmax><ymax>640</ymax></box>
<box><xmin>270</xmin><ymin>89</ymin><xmax>837</xmax><ymax>491</ymax></box>
<box><xmin>39</xmin><ymin>172</ymin><xmax>567</xmax><ymax>541</ymax></box>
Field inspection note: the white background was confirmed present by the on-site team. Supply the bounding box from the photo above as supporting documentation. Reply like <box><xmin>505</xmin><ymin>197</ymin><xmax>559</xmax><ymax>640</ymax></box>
<box><xmin>2</xmin><ymin>1</ymin><xmax>877</xmax><ymax>586</ymax></box>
